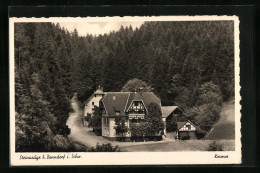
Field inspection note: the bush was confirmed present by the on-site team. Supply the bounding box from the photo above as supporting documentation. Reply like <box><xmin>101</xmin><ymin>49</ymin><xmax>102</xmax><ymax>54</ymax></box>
<box><xmin>145</xmin><ymin>103</ymin><xmax>165</xmax><ymax>135</ymax></box>
<box><xmin>207</xmin><ymin>141</ymin><xmax>223</xmax><ymax>151</ymax></box>
<box><xmin>185</xmin><ymin>82</ymin><xmax>223</xmax><ymax>135</ymax></box>
<box><xmin>114</xmin><ymin>116</ymin><xmax>129</xmax><ymax>141</ymax></box>
<box><xmin>85</xmin><ymin>113</ymin><xmax>92</xmax><ymax>122</ymax></box>
<box><xmin>130</xmin><ymin>122</ymin><xmax>148</xmax><ymax>137</ymax></box>
<box><xmin>89</xmin><ymin>143</ymin><xmax>120</xmax><ymax>152</ymax></box>
<box><xmin>67</xmin><ymin>141</ymin><xmax>88</xmax><ymax>152</ymax></box>
<box><xmin>195</xmin><ymin>127</ymin><xmax>207</xmax><ymax>139</ymax></box>
<box><xmin>181</xmin><ymin>136</ymin><xmax>190</xmax><ymax>140</ymax></box>
<box><xmin>88</xmin><ymin>106</ymin><xmax>101</xmax><ymax>133</ymax></box>
<box><xmin>93</xmin><ymin>128</ymin><xmax>102</xmax><ymax>136</ymax></box>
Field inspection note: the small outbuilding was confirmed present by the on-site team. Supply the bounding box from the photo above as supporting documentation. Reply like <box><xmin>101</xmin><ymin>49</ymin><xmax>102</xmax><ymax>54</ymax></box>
<box><xmin>177</xmin><ymin>120</ymin><xmax>196</xmax><ymax>140</ymax></box>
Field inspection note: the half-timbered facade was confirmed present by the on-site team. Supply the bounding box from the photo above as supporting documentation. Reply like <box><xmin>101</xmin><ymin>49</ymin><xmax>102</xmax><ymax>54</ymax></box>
<box><xmin>82</xmin><ymin>88</ymin><xmax>196</xmax><ymax>140</ymax></box>
<box><xmin>99</xmin><ymin>91</ymin><xmax>161</xmax><ymax>139</ymax></box>
<box><xmin>177</xmin><ymin>120</ymin><xmax>196</xmax><ymax>139</ymax></box>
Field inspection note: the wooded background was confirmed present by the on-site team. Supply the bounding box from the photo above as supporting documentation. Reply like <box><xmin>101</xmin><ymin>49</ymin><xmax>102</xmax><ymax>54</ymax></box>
<box><xmin>14</xmin><ymin>21</ymin><xmax>234</xmax><ymax>151</ymax></box>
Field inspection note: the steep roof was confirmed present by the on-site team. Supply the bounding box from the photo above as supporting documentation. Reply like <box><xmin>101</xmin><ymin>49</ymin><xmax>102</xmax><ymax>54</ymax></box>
<box><xmin>102</xmin><ymin>92</ymin><xmax>161</xmax><ymax>116</ymax></box>
<box><xmin>81</xmin><ymin>93</ymin><xmax>95</xmax><ymax>107</ymax></box>
<box><xmin>177</xmin><ymin>122</ymin><xmax>187</xmax><ymax>130</ymax></box>
<box><xmin>161</xmin><ymin>106</ymin><xmax>179</xmax><ymax>118</ymax></box>
<box><xmin>177</xmin><ymin>120</ymin><xmax>196</xmax><ymax>131</ymax></box>
<box><xmin>124</xmin><ymin>92</ymin><xmax>161</xmax><ymax>113</ymax></box>
<box><xmin>81</xmin><ymin>89</ymin><xmax>104</xmax><ymax>107</ymax></box>
<box><xmin>101</xmin><ymin>92</ymin><xmax>130</xmax><ymax>116</ymax></box>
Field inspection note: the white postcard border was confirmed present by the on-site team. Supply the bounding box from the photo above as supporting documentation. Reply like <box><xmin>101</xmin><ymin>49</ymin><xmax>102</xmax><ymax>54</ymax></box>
<box><xmin>9</xmin><ymin>16</ymin><xmax>241</xmax><ymax>166</ymax></box>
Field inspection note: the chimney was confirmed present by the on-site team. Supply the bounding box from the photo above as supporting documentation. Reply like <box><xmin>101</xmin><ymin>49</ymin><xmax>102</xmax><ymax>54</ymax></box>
<box><xmin>96</xmin><ymin>85</ymin><xmax>103</xmax><ymax>92</ymax></box>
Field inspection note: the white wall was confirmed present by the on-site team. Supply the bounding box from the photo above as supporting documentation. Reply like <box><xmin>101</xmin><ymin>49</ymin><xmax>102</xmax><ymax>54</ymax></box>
<box><xmin>101</xmin><ymin>117</ymin><xmax>131</xmax><ymax>138</ymax></box>
<box><xmin>179</xmin><ymin>122</ymin><xmax>196</xmax><ymax>131</ymax></box>
<box><xmin>102</xmin><ymin>117</ymin><xmax>110</xmax><ymax>137</ymax></box>
<box><xmin>84</xmin><ymin>94</ymin><xmax>103</xmax><ymax>116</ymax></box>
<box><xmin>109</xmin><ymin>117</ymin><xmax>116</xmax><ymax>137</ymax></box>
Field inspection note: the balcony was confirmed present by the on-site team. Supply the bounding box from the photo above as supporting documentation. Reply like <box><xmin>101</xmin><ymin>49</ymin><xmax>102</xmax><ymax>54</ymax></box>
<box><xmin>128</xmin><ymin>114</ymin><xmax>145</xmax><ymax>119</ymax></box>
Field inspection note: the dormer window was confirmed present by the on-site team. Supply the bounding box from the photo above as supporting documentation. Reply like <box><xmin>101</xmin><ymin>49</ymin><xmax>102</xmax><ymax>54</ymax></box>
<box><xmin>115</xmin><ymin>111</ymin><xmax>120</xmax><ymax>115</ymax></box>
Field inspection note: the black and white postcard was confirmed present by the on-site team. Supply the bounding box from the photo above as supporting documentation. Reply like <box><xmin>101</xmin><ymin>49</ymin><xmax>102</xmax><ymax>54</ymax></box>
<box><xmin>9</xmin><ymin>16</ymin><xmax>241</xmax><ymax>165</ymax></box>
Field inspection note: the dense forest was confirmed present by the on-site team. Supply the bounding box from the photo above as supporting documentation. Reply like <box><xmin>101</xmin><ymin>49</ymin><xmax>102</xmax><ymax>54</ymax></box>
<box><xmin>15</xmin><ymin>21</ymin><xmax>234</xmax><ymax>151</ymax></box>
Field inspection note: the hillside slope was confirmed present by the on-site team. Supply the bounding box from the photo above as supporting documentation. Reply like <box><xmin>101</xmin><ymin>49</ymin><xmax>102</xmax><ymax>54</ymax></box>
<box><xmin>207</xmin><ymin>100</ymin><xmax>235</xmax><ymax>140</ymax></box>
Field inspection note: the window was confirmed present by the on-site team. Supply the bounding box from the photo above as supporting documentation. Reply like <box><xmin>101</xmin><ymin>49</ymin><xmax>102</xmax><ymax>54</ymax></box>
<box><xmin>105</xmin><ymin>118</ymin><xmax>109</xmax><ymax>125</ymax></box>
<box><xmin>115</xmin><ymin>111</ymin><xmax>120</xmax><ymax>115</ymax></box>
<box><xmin>134</xmin><ymin>101</ymin><xmax>139</xmax><ymax>106</ymax></box>
<box><xmin>92</xmin><ymin>102</ymin><xmax>94</xmax><ymax>105</ymax></box>
<box><xmin>186</xmin><ymin>124</ymin><xmax>191</xmax><ymax>130</ymax></box>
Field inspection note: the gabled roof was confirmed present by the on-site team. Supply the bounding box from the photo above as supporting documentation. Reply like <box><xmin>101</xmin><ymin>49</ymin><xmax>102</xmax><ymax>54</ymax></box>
<box><xmin>101</xmin><ymin>92</ymin><xmax>130</xmax><ymax>116</ymax></box>
<box><xmin>82</xmin><ymin>90</ymin><xmax>104</xmax><ymax>107</ymax></box>
<box><xmin>101</xmin><ymin>92</ymin><xmax>161</xmax><ymax>116</ymax></box>
<box><xmin>177</xmin><ymin>120</ymin><xmax>196</xmax><ymax>131</ymax></box>
<box><xmin>161</xmin><ymin>106</ymin><xmax>179</xmax><ymax>118</ymax></box>
<box><xmin>177</xmin><ymin>122</ymin><xmax>187</xmax><ymax>130</ymax></box>
<box><xmin>124</xmin><ymin>92</ymin><xmax>161</xmax><ymax>113</ymax></box>
<box><xmin>81</xmin><ymin>93</ymin><xmax>95</xmax><ymax>107</ymax></box>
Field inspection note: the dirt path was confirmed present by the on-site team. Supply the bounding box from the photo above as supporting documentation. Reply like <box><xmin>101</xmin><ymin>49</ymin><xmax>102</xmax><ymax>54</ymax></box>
<box><xmin>66</xmin><ymin>96</ymin><xmax>111</xmax><ymax>147</ymax></box>
<box><xmin>66</xmin><ymin>96</ymin><xmax>235</xmax><ymax>151</ymax></box>
<box><xmin>66</xmin><ymin>96</ymin><xmax>172</xmax><ymax>148</ymax></box>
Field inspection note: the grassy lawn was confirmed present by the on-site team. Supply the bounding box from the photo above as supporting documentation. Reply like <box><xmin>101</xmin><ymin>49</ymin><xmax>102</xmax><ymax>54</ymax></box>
<box><xmin>120</xmin><ymin>140</ymin><xmax>235</xmax><ymax>152</ymax></box>
<box><xmin>207</xmin><ymin>100</ymin><xmax>235</xmax><ymax>140</ymax></box>
<box><xmin>207</xmin><ymin>122</ymin><xmax>235</xmax><ymax>140</ymax></box>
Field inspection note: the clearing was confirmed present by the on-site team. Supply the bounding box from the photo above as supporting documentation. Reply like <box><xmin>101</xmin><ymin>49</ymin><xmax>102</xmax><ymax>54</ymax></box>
<box><xmin>66</xmin><ymin>96</ymin><xmax>235</xmax><ymax>151</ymax></box>
<box><xmin>207</xmin><ymin>99</ymin><xmax>235</xmax><ymax>140</ymax></box>
<box><xmin>66</xmin><ymin>96</ymin><xmax>173</xmax><ymax>148</ymax></box>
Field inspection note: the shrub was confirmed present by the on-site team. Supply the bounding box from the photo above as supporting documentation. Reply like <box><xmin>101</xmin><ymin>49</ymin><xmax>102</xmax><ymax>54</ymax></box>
<box><xmin>67</xmin><ymin>141</ymin><xmax>88</xmax><ymax>152</ymax></box>
<box><xmin>184</xmin><ymin>82</ymin><xmax>223</xmax><ymax>136</ymax></box>
<box><xmin>181</xmin><ymin>136</ymin><xmax>190</xmax><ymax>140</ymax></box>
<box><xmin>89</xmin><ymin>143</ymin><xmax>120</xmax><ymax>152</ymax></box>
<box><xmin>207</xmin><ymin>141</ymin><xmax>223</xmax><ymax>151</ymax></box>
<box><xmin>195</xmin><ymin>127</ymin><xmax>207</xmax><ymax>139</ymax></box>
<box><xmin>88</xmin><ymin>106</ymin><xmax>101</xmax><ymax>134</ymax></box>
<box><xmin>129</xmin><ymin>103</ymin><xmax>164</xmax><ymax>139</ymax></box>
<box><xmin>145</xmin><ymin>103</ymin><xmax>165</xmax><ymax>136</ymax></box>
<box><xmin>114</xmin><ymin>116</ymin><xmax>129</xmax><ymax>141</ymax></box>
<box><xmin>130</xmin><ymin>122</ymin><xmax>148</xmax><ymax>137</ymax></box>
<box><xmin>85</xmin><ymin>113</ymin><xmax>92</xmax><ymax>122</ymax></box>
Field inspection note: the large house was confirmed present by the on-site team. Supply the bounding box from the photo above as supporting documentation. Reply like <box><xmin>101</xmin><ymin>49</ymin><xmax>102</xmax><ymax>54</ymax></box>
<box><xmin>82</xmin><ymin>87</ymin><xmax>196</xmax><ymax>140</ymax></box>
